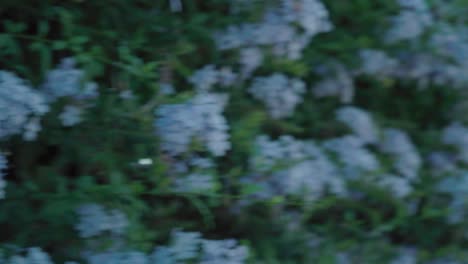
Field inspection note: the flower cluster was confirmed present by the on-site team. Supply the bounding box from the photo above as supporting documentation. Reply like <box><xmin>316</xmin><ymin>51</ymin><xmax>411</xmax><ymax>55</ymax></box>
<box><xmin>335</xmin><ymin>106</ymin><xmax>378</xmax><ymax>144</ymax></box>
<box><xmin>248</xmin><ymin>73</ymin><xmax>306</xmax><ymax>119</ymax></box>
<box><xmin>214</xmin><ymin>0</ymin><xmax>332</xmax><ymax>61</ymax></box>
<box><xmin>385</xmin><ymin>0</ymin><xmax>433</xmax><ymax>43</ymax></box>
<box><xmin>438</xmin><ymin>170</ymin><xmax>468</xmax><ymax>223</ymax></box>
<box><xmin>0</xmin><ymin>154</ymin><xmax>7</xmax><ymax>199</ymax></box>
<box><xmin>245</xmin><ymin>135</ymin><xmax>345</xmax><ymax>202</ymax></box>
<box><xmin>188</xmin><ymin>65</ymin><xmax>237</xmax><ymax>92</ymax></box>
<box><xmin>59</xmin><ymin>105</ymin><xmax>83</xmax><ymax>127</ymax></box>
<box><xmin>3</xmin><ymin>247</ymin><xmax>54</xmax><ymax>264</ymax></box>
<box><xmin>323</xmin><ymin>135</ymin><xmax>380</xmax><ymax>178</ymax></box>
<box><xmin>0</xmin><ymin>71</ymin><xmax>49</xmax><ymax>140</ymax></box>
<box><xmin>380</xmin><ymin>128</ymin><xmax>422</xmax><ymax>180</ymax></box>
<box><xmin>155</xmin><ymin>93</ymin><xmax>230</xmax><ymax>156</ymax></box>
<box><xmin>85</xmin><ymin>230</ymin><xmax>248</xmax><ymax>264</ymax></box>
<box><xmin>312</xmin><ymin>63</ymin><xmax>354</xmax><ymax>103</ymax></box>
<box><xmin>75</xmin><ymin>203</ymin><xmax>129</xmax><ymax>238</ymax></box>
<box><xmin>442</xmin><ymin>123</ymin><xmax>468</xmax><ymax>163</ymax></box>
<box><xmin>41</xmin><ymin>58</ymin><xmax>98</xmax><ymax>101</ymax></box>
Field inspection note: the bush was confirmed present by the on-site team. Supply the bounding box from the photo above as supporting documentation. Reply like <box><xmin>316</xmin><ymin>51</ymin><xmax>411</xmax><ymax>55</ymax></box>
<box><xmin>1</xmin><ymin>0</ymin><xmax>468</xmax><ymax>263</ymax></box>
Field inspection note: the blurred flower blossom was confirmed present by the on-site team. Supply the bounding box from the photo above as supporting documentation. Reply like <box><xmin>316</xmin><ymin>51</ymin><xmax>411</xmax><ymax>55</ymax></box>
<box><xmin>323</xmin><ymin>135</ymin><xmax>380</xmax><ymax>178</ymax></box>
<box><xmin>0</xmin><ymin>71</ymin><xmax>49</xmax><ymax>140</ymax></box>
<box><xmin>313</xmin><ymin>63</ymin><xmax>354</xmax><ymax>103</ymax></box>
<box><xmin>155</xmin><ymin>93</ymin><xmax>231</xmax><ymax>156</ymax></box>
<box><xmin>380</xmin><ymin>128</ymin><xmax>422</xmax><ymax>180</ymax></box>
<box><xmin>248</xmin><ymin>73</ymin><xmax>306</xmax><ymax>119</ymax></box>
<box><xmin>0</xmin><ymin>153</ymin><xmax>7</xmax><ymax>199</ymax></box>
<box><xmin>385</xmin><ymin>0</ymin><xmax>433</xmax><ymax>43</ymax></box>
<box><xmin>335</xmin><ymin>106</ymin><xmax>378</xmax><ymax>144</ymax></box>
<box><xmin>59</xmin><ymin>105</ymin><xmax>83</xmax><ymax>127</ymax></box>
<box><xmin>41</xmin><ymin>58</ymin><xmax>98</xmax><ymax>101</ymax></box>
<box><xmin>75</xmin><ymin>204</ymin><xmax>129</xmax><ymax>238</ymax></box>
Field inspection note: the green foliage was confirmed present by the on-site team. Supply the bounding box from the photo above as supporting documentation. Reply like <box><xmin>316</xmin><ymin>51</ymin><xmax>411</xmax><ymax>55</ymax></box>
<box><xmin>1</xmin><ymin>0</ymin><xmax>468</xmax><ymax>263</ymax></box>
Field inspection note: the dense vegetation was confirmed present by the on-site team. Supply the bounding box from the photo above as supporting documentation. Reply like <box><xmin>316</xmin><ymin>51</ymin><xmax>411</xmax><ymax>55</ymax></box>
<box><xmin>1</xmin><ymin>0</ymin><xmax>468</xmax><ymax>263</ymax></box>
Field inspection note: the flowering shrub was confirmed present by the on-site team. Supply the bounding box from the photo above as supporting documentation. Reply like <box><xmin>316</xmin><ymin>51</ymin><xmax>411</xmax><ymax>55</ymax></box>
<box><xmin>1</xmin><ymin>0</ymin><xmax>468</xmax><ymax>263</ymax></box>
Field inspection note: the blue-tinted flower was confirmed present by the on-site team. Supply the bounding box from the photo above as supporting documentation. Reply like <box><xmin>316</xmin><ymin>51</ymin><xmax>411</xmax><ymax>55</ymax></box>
<box><xmin>335</xmin><ymin>106</ymin><xmax>378</xmax><ymax>144</ymax></box>
<box><xmin>41</xmin><ymin>58</ymin><xmax>98</xmax><ymax>101</ymax></box>
<box><xmin>0</xmin><ymin>153</ymin><xmax>7</xmax><ymax>199</ymax></box>
<box><xmin>59</xmin><ymin>105</ymin><xmax>83</xmax><ymax>127</ymax></box>
<box><xmin>155</xmin><ymin>93</ymin><xmax>231</xmax><ymax>156</ymax></box>
<box><xmin>248</xmin><ymin>74</ymin><xmax>305</xmax><ymax>119</ymax></box>
<box><xmin>0</xmin><ymin>71</ymin><xmax>49</xmax><ymax>140</ymax></box>
<box><xmin>75</xmin><ymin>203</ymin><xmax>129</xmax><ymax>238</ymax></box>
<box><xmin>380</xmin><ymin>128</ymin><xmax>421</xmax><ymax>180</ymax></box>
